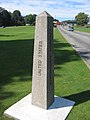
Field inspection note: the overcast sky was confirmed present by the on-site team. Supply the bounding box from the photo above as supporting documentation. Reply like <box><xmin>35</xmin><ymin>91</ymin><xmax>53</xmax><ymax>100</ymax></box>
<box><xmin>0</xmin><ymin>0</ymin><xmax>90</xmax><ymax>21</ymax></box>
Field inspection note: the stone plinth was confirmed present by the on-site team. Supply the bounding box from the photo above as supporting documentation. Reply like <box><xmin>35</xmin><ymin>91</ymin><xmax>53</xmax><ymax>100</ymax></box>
<box><xmin>4</xmin><ymin>94</ymin><xmax>75</xmax><ymax>120</ymax></box>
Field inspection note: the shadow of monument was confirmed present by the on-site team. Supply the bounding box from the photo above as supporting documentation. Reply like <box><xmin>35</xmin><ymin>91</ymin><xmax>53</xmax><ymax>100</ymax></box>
<box><xmin>48</xmin><ymin>90</ymin><xmax>90</xmax><ymax>110</ymax></box>
<box><xmin>48</xmin><ymin>96</ymin><xmax>75</xmax><ymax>110</ymax></box>
<box><xmin>64</xmin><ymin>90</ymin><xmax>90</xmax><ymax>106</ymax></box>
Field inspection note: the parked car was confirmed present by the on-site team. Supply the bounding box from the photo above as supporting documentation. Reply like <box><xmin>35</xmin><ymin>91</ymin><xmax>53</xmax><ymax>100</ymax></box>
<box><xmin>68</xmin><ymin>26</ymin><xmax>74</xmax><ymax>31</ymax></box>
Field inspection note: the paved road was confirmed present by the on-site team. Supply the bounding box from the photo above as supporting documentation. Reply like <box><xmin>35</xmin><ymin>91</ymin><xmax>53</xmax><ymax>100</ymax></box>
<box><xmin>58</xmin><ymin>26</ymin><xmax>90</xmax><ymax>68</ymax></box>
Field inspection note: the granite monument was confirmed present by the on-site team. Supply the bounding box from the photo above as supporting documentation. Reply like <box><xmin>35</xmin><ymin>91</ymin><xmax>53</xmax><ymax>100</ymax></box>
<box><xmin>32</xmin><ymin>11</ymin><xmax>54</xmax><ymax>109</ymax></box>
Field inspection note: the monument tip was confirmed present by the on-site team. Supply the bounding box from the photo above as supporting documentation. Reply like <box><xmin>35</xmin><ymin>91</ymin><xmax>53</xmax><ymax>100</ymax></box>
<box><xmin>38</xmin><ymin>11</ymin><xmax>52</xmax><ymax>17</ymax></box>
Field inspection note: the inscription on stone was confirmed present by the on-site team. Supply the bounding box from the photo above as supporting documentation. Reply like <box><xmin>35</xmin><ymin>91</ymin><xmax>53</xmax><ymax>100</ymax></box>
<box><xmin>38</xmin><ymin>60</ymin><xmax>42</xmax><ymax>76</ymax></box>
<box><xmin>38</xmin><ymin>41</ymin><xmax>42</xmax><ymax>58</ymax></box>
<box><xmin>38</xmin><ymin>41</ymin><xmax>42</xmax><ymax>76</ymax></box>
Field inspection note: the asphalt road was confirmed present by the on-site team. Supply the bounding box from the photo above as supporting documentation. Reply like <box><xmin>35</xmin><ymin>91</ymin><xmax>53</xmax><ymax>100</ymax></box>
<box><xmin>58</xmin><ymin>26</ymin><xmax>90</xmax><ymax>68</ymax></box>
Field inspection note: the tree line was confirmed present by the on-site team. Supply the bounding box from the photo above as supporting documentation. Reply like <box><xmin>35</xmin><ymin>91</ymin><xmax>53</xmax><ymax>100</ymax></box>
<box><xmin>62</xmin><ymin>12</ymin><xmax>89</xmax><ymax>26</ymax></box>
<box><xmin>0</xmin><ymin>7</ymin><xmax>37</xmax><ymax>27</ymax></box>
<box><xmin>0</xmin><ymin>6</ymin><xmax>90</xmax><ymax>27</ymax></box>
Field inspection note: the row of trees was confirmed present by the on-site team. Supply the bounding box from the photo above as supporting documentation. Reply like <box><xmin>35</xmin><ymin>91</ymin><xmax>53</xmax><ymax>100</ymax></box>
<box><xmin>0</xmin><ymin>7</ymin><xmax>37</xmax><ymax>27</ymax></box>
<box><xmin>62</xmin><ymin>13</ymin><xmax>89</xmax><ymax>26</ymax></box>
<box><xmin>0</xmin><ymin>6</ymin><xmax>90</xmax><ymax>27</ymax></box>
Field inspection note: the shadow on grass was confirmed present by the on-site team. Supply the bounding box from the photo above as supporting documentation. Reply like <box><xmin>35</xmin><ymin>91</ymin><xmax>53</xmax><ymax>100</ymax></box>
<box><xmin>0</xmin><ymin>36</ymin><xmax>85</xmax><ymax>119</ymax></box>
<box><xmin>54</xmin><ymin>39</ymin><xmax>90</xmax><ymax>106</ymax></box>
<box><xmin>0</xmin><ymin>92</ymin><xmax>14</xmax><ymax>100</ymax></box>
<box><xmin>0</xmin><ymin>39</ymin><xmax>34</xmax><ymax>100</ymax></box>
<box><xmin>0</xmin><ymin>38</ymin><xmax>80</xmax><ymax>100</ymax></box>
<box><xmin>54</xmin><ymin>39</ymin><xmax>80</xmax><ymax>67</ymax></box>
<box><xmin>64</xmin><ymin>90</ymin><xmax>90</xmax><ymax>106</ymax></box>
<box><xmin>0</xmin><ymin>35</ymin><xmax>15</xmax><ymax>37</ymax></box>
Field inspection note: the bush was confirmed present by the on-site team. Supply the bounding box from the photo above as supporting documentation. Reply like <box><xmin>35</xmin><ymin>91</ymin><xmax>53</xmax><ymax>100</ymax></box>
<box><xmin>85</xmin><ymin>24</ymin><xmax>90</xmax><ymax>28</ymax></box>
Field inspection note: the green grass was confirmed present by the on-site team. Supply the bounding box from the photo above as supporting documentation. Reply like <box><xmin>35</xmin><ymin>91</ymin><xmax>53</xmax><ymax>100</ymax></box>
<box><xmin>75</xmin><ymin>26</ymin><xmax>90</xmax><ymax>33</ymax></box>
<box><xmin>0</xmin><ymin>26</ymin><xmax>34</xmax><ymax>119</ymax></box>
<box><xmin>0</xmin><ymin>26</ymin><xmax>90</xmax><ymax>120</ymax></box>
<box><xmin>54</xmin><ymin>29</ymin><xmax>90</xmax><ymax>120</ymax></box>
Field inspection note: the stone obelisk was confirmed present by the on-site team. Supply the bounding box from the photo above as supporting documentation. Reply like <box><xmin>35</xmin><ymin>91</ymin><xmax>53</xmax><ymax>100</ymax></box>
<box><xmin>32</xmin><ymin>11</ymin><xmax>54</xmax><ymax>109</ymax></box>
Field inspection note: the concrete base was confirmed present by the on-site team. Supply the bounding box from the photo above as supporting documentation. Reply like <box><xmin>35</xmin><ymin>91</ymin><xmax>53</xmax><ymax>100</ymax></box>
<box><xmin>4</xmin><ymin>94</ymin><xmax>75</xmax><ymax>120</ymax></box>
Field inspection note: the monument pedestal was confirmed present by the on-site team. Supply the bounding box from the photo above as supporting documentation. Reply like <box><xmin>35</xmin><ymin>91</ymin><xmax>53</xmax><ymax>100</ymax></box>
<box><xmin>4</xmin><ymin>93</ymin><xmax>75</xmax><ymax>120</ymax></box>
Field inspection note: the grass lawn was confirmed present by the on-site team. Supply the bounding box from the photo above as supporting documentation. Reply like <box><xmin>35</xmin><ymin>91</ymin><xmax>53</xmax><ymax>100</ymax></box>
<box><xmin>0</xmin><ymin>26</ymin><xmax>90</xmax><ymax>120</ymax></box>
<box><xmin>74</xmin><ymin>26</ymin><xmax>90</xmax><ymax>33</ymax></box>
<box><xmin>0</xmin><ymin>26</ymin><xmax>34</xmax><ymax>120</ymax></box>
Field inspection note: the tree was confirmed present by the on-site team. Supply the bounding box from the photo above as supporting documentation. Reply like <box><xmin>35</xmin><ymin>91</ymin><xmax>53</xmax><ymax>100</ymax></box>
<box><xmin>32</xmin><ymin>14</ymin><xmax>37</xmax><ymax>25</ymax></box>
<box><xmin>0</xmin><ymin>7</ymin><xmax>5</xmax><ymax>26</ymax></box>
<box><xmin>0</xmin><ymin>13</ymin><xmax>3</xmax><ymax>27</ymax></box>
<box><xmin>0</xmin><ymin>7</ymin><xmax>5</xmax><ymax>13</ymax></box>
<box><xmin>1</xmin><ymin>10</ymin><xmax>11</xmax><ymax>27</ymax></box>
<box><xmin>75</xmin><ymin>12</ymin><xmax>89</xmax><ymax>26</ymax></box>
<box><xmin>25</xmin><ymin>14</ymin><xmax>37</xmax><ymax>25</ymax></box>
<box><xmin>13</xmin><ymin>10</ymin><xmax>25</xmax><ymax>26</ymax></box>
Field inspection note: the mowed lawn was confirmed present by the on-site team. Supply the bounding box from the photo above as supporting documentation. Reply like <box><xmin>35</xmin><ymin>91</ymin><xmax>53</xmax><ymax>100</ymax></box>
<box><xmin>75</xmin><ymin>26</ymin><xmax>90</xmax><ymax>33</ymax></box>
<box><xmin>0</xmin><ymin>26</ymin><xmax>90</xmax><ymax>120</ymax></box>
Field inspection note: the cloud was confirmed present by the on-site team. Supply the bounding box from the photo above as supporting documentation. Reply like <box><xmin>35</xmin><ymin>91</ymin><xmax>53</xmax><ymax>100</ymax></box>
<box><xmin>0</xmin><ymin>0</ymin><xmax>90</xmax><ymax>21</ymax></box>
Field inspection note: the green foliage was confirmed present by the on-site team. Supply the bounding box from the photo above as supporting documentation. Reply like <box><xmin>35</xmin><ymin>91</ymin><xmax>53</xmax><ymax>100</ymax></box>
<box><xmin>13</xmin><ymin>10</ymin><xmax>25</xmax><ymax>26</ymax></box>
<box><xmin>0</xmin><ymin>8</ymin><xmax>25</xmax><ymax>27</ymax></box>
<box><xmin>0</xmin><ymin>7</ymin><xmax>4</xmax><ymax>26</ymax></box>
<box><xmin>13</xmin><ymin>10</ymin><xmax>21</xmax><ymax>17</ymax></box>
<box><xmin>0</xmin><ymin>7</ymin><xmax>4</xmax><ymax>13</ymax></box>
<box><xmin>0</xmin><ymin>7</ymin><xmax>36</xmax><ymax>27</ymax></box>
<box><xmin>85</xmin><ymin>24</ymin><xmax>90</xmax><ymax>28</ymax></box>
<box><xmin>0</xmin><ymin>9</ymin><xmax>12</xmax><ymax>27</ymax></box>
<box><xmin>1</xmin><ymin>10</ymin><xmax>11</xmax><ymax>26</ymax></box>
<box><xmin>75</xmin><ymin>12</ymin><xmax>89</xmax><ymax>26</ymax></box>
<box><xmin>0</xmin><ymin>13</ymin><xmax>3</xmax><ymax>26</ymax></box>
<box><xmin>25</xmin><ymin>14</ymin><xmax>37</xmax><ymax>25</ymax></box>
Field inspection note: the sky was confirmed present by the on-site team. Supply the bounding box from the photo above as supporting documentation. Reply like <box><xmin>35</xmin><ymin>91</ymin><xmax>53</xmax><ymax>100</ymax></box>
<box><xmin>0</xmin><ymin>0</ymin><xmax>90</xmax><ymax>21</ymax></box>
